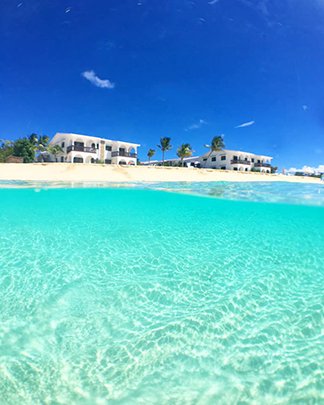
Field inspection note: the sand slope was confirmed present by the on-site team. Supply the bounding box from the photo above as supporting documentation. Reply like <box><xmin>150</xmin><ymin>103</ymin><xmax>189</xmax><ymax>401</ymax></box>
<box><xmin>0</xmin><ymin>163</ymin><xmax>321</xmax><ymax>184</ymax></box>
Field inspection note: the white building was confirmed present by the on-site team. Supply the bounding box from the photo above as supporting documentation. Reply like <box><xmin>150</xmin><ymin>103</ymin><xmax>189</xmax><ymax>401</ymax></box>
<box><xmin>49</xmin><ymin>133</ymin><xmax>140</xmax><ymax>165</ymax></box>
<box><xmin>200</xmin><ymin>149</ymin><xmax>273</xmax><ymax>173</ymax></box>
<box><xmin>141</xmin><ymin>156</ymin><xmax>201</xmax><ymax>167</ymax></box>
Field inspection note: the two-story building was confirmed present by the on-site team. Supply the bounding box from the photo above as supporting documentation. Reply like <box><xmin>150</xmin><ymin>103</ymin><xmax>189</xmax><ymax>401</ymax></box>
<box><xmin>200</xmin><ymin>150</ymin><xmax>273</xmax><ymax>173</ymax></box>
<box><xmin>48</xmin><ymin>133</ymin><xmax>140</xmax><ymax>165</ymax></box>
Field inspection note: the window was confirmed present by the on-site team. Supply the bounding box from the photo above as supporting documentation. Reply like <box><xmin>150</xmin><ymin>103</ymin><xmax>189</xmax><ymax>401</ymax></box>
<box><xmin>233</xmin><ymin>155</ymin><xmax>238</xmax><ymax>160</ymax></box>
<box><xmin>211</xmin><ymin>157</ymin><xmax>216</xmax><ymax>162</ymax></box>
<box><xmin>91</xmin><ymin>143</ymin><xmax>96</xmax><ymax>149</ymax></box>
<box><xmin>221</xmin><ymin>156</ymin><xmax>226</xmax><ymax>161</ymax></box>
<box><xmin>221</xmin><ymin>166</ymin><xmax>226</xmax><ymax>170</ymax></box>
<box><xmin>105</xmin><ymin>145</ymin><xmax>112</xmax><ymax>151</ymax></box>
<box><xmin>61</xmin><ymin>142</ymin><xmax>65</xmax><ymax>148</ymax></box>
<box><xmin>60</xmin><ymin>156</ymin><xmax>64</xmax><ymax>162</ymax></box>
<box><xmin>203</xmin><ymin>158</ymin><xmax>207</xmax><ymax>161</ymax></box>
<box><xmin>244</xmin><ymin>157</ymin><xmax>248</xmax><ymax>161</ymax></box>
<box><xmin>105</xmin><ymin>159</ymin><xmax>112</xmax><ymax>164</ymax></box>
<box><xmin>73</xmin><ymin>157</ymin><xmax>83</xmax><ymax>163</ymax></box>
<box><xmin>257</xmin><ymin>160</ymin><xmax>261</xmax><ymax>164</ymax></box>
<box><xmin>96</xmin><ymin>143</ymin><xmax>99</xmax><ymax>149</ymax></box>
<box><xmin>233</xmin><ymin>167</ymin><xmax>238</xmax><ymax>171</ymax></box>
<box><xmin>251</xmin><ymin>158</ymin><xmax>254</xmax><ymax>163</ymax></box>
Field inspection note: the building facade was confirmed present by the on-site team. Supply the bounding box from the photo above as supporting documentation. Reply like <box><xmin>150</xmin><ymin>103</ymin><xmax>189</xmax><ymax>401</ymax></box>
<box><xmin>49</xmin><ymin>133</ymin><xmax>140</xmax><ymax>165</ymax></box>
<box><xmin>200</xmin><ymin>149</ymin><xmax>273</xmax><ymax>173</ymax></box>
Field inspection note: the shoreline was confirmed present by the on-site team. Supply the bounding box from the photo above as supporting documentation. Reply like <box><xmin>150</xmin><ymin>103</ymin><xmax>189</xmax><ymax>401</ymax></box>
<box><xmin>0</xmin><ymin>163</ymin><xmax>322</xmax><ymax>184</ymax></box>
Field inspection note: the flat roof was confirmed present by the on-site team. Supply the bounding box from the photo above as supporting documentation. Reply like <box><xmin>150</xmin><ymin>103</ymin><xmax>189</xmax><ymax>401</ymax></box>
<box><xmin>52</xmin><ymin>132</ymin><xmax>140</xmax><ymax>147</ymax></box>
<box><xmin>202</xmin><ymin>149</ymin><xmax>273</xmax><ymax>160</ymax></box>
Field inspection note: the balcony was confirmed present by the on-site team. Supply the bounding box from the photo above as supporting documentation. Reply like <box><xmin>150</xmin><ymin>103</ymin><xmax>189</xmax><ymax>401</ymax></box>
<box><xmin>66</xmin><ymin>145</ymin><xmax>97</xmax><ymax>154</ymax></box>
<box><xmin>111</xmin><ymin>151</ymin><xmax>137</xmax><ymax>158</ymax></box>
<box><xmin>254</xmin><ymin>163</ymin><xmax>271</xmax><ymax>168</ymax></box>
<box><xmin>231</xmin><ymin>159</ymin><xmax>251</xmax><ymax>165</ymax></box>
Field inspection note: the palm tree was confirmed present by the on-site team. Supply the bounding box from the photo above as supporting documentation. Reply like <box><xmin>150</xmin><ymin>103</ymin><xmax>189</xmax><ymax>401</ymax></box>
<box><xmin>47</xmin><ymin>144</ymin><xmax>64</xmax><ymax>162</ymax></box>
<box><xmin>38</xmin><ymin>135</ymin><xmax>50</xmax><ymax>151</ymax></box>
<box><xmin>28</xmin><ymin>133</ymin><xmax>50</xmax><ymax>161</ymax></box>
<box><xmin>157</xmin><ymin>137</ymin><xmax>172</xmax><ymax>164</ymax></box>
<box><xmin>204</xmin><ymin>135</ymin><xmax>225</xmax><ymax>163</ymax></box>
<box><xmin>147</xmin><ymin>148</ymin><xmax>155</xmax><ymax>163</ymax></box>
<box><xmin>177</xmin><ymin>143</ymin><xmax>193</xmax><ymax>166</ymax></box>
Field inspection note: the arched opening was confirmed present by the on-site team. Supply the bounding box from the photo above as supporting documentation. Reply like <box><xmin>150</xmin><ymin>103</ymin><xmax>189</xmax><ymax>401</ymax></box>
<box><xmin>91</xmin><ymin>143</ymin><xmax>96</xmax><ymax>149</ymax></box>
<box><xmin>119</xmin><ymin>160</ymin><xmax>127</xmax><ymax>165</ymax></box>
<box><xmin>245</xmin><ymin>168</ymin><xmax>248</xmax><ymax>171</ymax></box>
<box><xmin>91</xmin><ymin>158</ymin><xmax>95</xmax><ymax>164</ymax></box>
<box><xmin>73</xmin><ymin>156</ymin><xmax>83</xmax><ymax>163</ymax></box>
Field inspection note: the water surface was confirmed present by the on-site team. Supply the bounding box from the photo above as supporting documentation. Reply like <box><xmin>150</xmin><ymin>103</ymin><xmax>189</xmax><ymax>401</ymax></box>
<box><xmin>0</xmin><ymin>187</ymin><xmax>323</xmax><ymax>404</ymax></box>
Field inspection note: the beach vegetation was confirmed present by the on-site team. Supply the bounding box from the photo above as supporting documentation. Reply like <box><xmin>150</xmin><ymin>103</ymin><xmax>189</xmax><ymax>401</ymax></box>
<box><xmin>157</xmin><ymin>137</ymin><xmax>172</xmax><ymax>164</ymax></box>
<box><xmin>177</xmin><ymin>143</ymin><xmax>193</xmax><ymax>166</ymax></box>
<box><xmin>13</xmin><ymin>137</ymin><xmax>36</xmax><ymax>163</ymax></box>
<box><xmin>205</xmin><ymin>135</ymin><xmax>225</xmax><ymax>159</ymax></box>
<box><xmin>47</xmin><ymin>144</ymin><xmax>64</xmax><ymax>162</ymax></box>
<box><xmin>0</xmin><ymin>139</ymin><xmax>14</xmax><ymax>162</ymax></box>
<box><xmin>147</xmin><ymin>148</ymin><xmax>155</xmax><ymax>163</ymax></box>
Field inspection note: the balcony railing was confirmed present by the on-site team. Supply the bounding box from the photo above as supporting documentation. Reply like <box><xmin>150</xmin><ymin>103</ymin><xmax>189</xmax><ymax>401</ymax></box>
<box><xmin>231</xmin><ymin>159</ymin><xmax>251</xmax><ymax>165</ymax></box>
<box><xmin>111</xmin><ymin>151</ymin><xmax>137</xmax><ymax>158</ymax></box>
<box><xmin>67</xmin><ymin>145</ymin><xmax>97</xmax><ymax>154</ymax></box>
<box><xmin>254</xmin><ymin>163</ymin><xmax>271</xmax><ymax>168</ymax></box>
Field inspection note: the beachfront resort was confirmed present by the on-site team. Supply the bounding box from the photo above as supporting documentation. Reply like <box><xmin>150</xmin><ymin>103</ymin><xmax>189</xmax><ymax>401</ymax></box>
<box><xmin>146</xmin><ymin>149</ymin><xmax>273</xmax><ymax>173</ymax></box>
<box><xmin>46</xmin><ymin>133</ymin><xmax>273</xmax><ymax>173</ymax></box>
<box><xmin>48</xmin><ymin>133</ymin><xmax>140</xmax><ymax>165</ymax></box>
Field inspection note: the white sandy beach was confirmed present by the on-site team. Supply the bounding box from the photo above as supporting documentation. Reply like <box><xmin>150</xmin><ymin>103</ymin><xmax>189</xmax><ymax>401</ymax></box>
<box><xmin>0</xmin><ymin>163</ymin><xmax>322</xmax><ymax>184</ymax></box>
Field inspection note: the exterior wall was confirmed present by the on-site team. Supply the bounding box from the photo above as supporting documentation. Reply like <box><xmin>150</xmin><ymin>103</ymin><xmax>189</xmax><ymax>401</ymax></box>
<box><xmin>49</xmin><ymin>133</ymin><xmax>139</xmax><ymax>165</ymax></box>
<box><xmin>200</xmin><ymin>150</ymin><xmax>272</xmax><ymax>172</ymax></box>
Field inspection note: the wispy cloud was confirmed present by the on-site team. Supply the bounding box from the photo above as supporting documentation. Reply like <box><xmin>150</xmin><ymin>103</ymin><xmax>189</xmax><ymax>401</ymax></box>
<box><xmin>185</xmin><ymin>119</ymin><xmax>207</xmax><ymax>131</ymax></box>
<box><xmin>235</xmin><ymin>120</ymin><xmax>255</xmax><ymax>128</ymax></box>
<box><xmin>208</xmin><ymin>0</ymin><xmax>220</xmax><ymax>4</ymax></box>
<box><xmin>82</xmin><ymin>70</ymin><xmax>115</xmax><ymax>89</ymax></box>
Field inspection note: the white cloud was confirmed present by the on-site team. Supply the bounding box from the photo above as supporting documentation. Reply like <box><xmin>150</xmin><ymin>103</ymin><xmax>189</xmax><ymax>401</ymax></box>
<box><xmin>208</xmin><ymin>0</ymin><xmax>219</xmax><ymax>4</ymax></box>
<box><xmin>185</xmin><ymin>119</ymin><xmax>208</xmax><ymax>131</ymax></box>
<box><xmin>235</xmin><ymin>120</ymin><xmax>255</xmax><ymax>128</ymax></box>
<box><xmin>302</xmin><ymin>105</ymin><xmax>308</xmax><ymax>111</ymax></box>
<box><xmin>287</xmin><ymin>165</ymin><xmax>324</xmax><ymax>175</ymax></box>
<box><xmin>82</xmin><ymin>70</ymin><xmax>115</xmax><ymax>89</ymax></box>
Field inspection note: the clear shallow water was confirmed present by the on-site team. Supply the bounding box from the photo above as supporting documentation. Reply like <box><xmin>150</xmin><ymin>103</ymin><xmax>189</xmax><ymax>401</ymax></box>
<box><xmin>0</xmin><ymin>180</ymin><xmax>323</xmax><ymax>206</ymax></box>
<box><xmin>0</xmin><ymin>187</ymin><xmax>324</xmax><ymax>404</ymax></box>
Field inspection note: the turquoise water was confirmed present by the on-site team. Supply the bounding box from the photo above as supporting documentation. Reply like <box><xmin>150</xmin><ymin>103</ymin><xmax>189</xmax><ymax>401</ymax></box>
<box><xmin>1</xmin><ymin>180</ymin><xmax>323</xmax><ymax>206</ymax></box>
<box><xmin>0</xmin><ymin>185</ymin><xmax>324</xmax><ymax>404</ymax></box>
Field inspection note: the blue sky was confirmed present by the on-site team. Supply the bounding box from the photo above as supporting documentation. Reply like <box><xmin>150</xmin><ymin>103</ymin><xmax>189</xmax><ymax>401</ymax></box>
<box><xmin>1</xmin><ymin>0</ymin><xmax>324</xmax><ymax>168</ymax></box>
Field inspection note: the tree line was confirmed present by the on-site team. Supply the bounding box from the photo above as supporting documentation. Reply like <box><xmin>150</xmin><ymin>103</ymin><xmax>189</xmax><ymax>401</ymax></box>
<box><xmin>147</xmin><ymin>135</ymin><xmax>225</xmax><ymax>166</ymax></box>
<box><xmin>0</xmin><ymin>133</ymin><xmax>225</xmax><ymax>165</ymax></box>
<box><xmin>0</xmin><ymin>134</ymin><xmax>63</xmax><ymax>163</ymax></box>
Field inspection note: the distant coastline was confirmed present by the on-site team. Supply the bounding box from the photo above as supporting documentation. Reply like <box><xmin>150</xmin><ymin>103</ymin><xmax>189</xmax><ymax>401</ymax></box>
<box><xmin>0</xmin><ymin>163</ymin><xmax>322</xmax><ymax>184</ymax></box>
